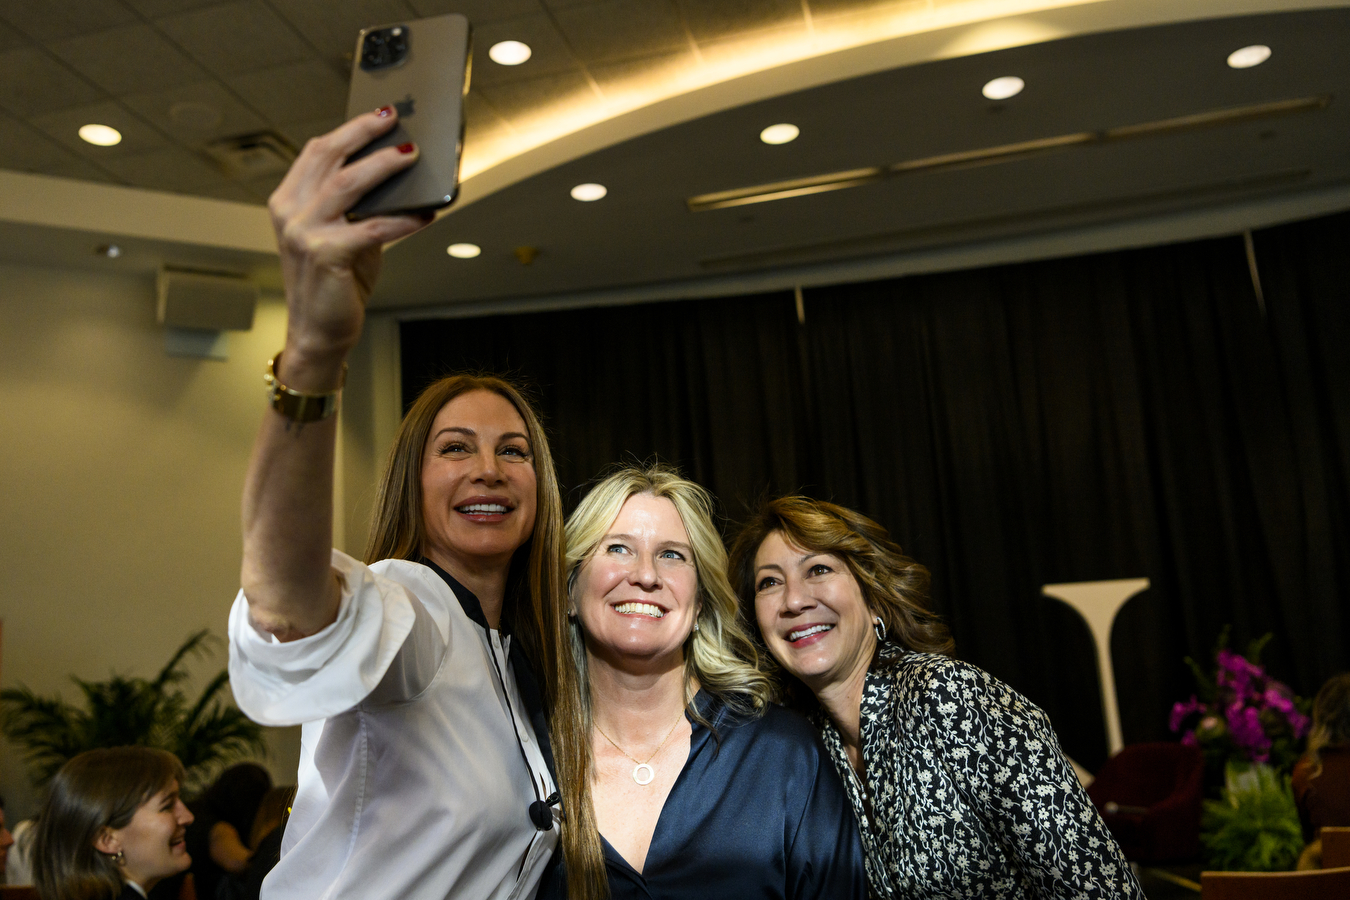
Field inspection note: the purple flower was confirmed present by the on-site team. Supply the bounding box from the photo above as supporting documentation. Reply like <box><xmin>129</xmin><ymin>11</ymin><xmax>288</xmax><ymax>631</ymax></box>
<box><xmin>1226</xmin><ymin>705</ymin><xmax>1271</xmax><ymax>759</ymax></box>
<box><xmin>1170</xmin><ymin>696</ymin><xmax>1207</xmax><ymax>733</ymax></box>
<box><xmin>1181</xmin><ymin>731</ymin><xmax>1198</xmax><ymax>747</ymax></box>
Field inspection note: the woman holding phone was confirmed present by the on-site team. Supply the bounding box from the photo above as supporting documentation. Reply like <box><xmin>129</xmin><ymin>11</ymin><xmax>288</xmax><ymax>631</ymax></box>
<box><xmin>228</xmin><ymin>107</ymin><xmax>573</xmax><ymax>900</ymax></box>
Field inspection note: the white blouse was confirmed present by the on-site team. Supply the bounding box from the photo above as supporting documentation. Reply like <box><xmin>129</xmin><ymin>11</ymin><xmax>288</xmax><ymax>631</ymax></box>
<box><xmin>228</xmin><ymin>550</ymin><xmax>558</xmax><ymax>900</ymax></box>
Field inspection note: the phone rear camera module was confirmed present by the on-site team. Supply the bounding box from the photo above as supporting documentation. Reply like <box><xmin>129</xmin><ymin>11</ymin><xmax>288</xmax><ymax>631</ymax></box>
<box><xmin>360</xmin><ymin>25</ymin><xmax>409</xmax><ymax>70</ymax></box>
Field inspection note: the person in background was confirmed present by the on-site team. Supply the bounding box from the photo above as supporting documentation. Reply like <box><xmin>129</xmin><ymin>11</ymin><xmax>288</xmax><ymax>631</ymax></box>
<box><xmin>31</xmin><ymin>747</ymin><xmax>194</xmax><ymax>900</ymax></box>
<box><xmin>237</xmin><ymin>786</ymin><xmax>296</xmax><ymax>900</ymax></box>
<box><xmin>184</xmin><ymin>764</ymin><xmax>271</xmax><ymax>900</ymax></box>
<box><xmin>540</xmin><ymin>465</ymin><xmax>866</xmax><ymax>900</ymax></box>
<box><xmin>0</xmin><ymin>794</ymin><xmax>14</xmax><ymax>882</ymax></box>
<box><xmin>1293</xmin><ymin>672</ymin><xmax>1350</xmax><ymax>867</ymax></box>
<box><xmin>730</xmin><ymin>496</ymin><xmax>1144</xmax><ymax>900</ymax></box>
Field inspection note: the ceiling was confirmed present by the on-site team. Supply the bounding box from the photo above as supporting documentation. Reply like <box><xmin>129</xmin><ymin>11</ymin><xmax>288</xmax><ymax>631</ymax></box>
<box><xmin>1</xmin><ymin>1</ymin><xmax>1347</xmax><ymax>313</ymax></box>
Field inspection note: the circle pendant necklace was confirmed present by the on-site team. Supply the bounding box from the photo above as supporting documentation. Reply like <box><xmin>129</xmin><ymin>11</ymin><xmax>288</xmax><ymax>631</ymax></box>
<box><xmin>595</xmin><ymin>712</ymin><xmax>685</xmax><ymax>785</ymax></box>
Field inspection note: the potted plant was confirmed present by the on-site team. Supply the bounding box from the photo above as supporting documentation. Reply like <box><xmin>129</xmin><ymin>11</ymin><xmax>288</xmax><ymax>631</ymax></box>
<box><xmin>1</xmin><ymin>629</ymin><xmax>266</xmax><ymax>791</ymax></box>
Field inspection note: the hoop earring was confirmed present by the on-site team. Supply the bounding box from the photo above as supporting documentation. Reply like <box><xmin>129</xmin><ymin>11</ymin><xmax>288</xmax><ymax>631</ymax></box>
<box><xmin>873</xmin><ymin>616</ymin><xmax>887</xmax><ymax>643</ymax></box>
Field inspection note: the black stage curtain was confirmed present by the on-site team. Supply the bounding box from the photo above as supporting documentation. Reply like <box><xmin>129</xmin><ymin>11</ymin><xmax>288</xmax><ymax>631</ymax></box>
<box><xmin>400</xmin><ymin>210</ymin><xmax>1350</xmax><ymax>770</ymax></box>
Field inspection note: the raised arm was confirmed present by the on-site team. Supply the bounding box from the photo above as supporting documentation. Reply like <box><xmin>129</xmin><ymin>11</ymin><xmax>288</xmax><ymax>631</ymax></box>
<box><xmin>240</xmin><ymin>108</ymin><xmax>427</xmax><ymax>642</ymax></box>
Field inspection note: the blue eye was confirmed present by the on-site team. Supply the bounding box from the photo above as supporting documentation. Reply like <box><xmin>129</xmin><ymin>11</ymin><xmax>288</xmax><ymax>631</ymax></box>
<box><xmin>659</xmin><ymin>549</ymin><xmax>686</xmax><ymax>561</ymax></box>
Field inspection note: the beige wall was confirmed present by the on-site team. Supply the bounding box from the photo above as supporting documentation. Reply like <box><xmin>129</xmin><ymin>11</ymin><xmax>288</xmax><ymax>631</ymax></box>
<box><xmin>0</xmin><ymin>259</ymin><xmax>399</xmax><ymax>819</ymax></box>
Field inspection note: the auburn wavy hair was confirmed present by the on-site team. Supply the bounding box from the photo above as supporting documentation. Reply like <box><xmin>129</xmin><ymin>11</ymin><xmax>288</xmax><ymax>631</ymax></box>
<box><xmin>728</xmin><ymin>495</ymin><xmax>952</xmax><ymax>701</ymax></box>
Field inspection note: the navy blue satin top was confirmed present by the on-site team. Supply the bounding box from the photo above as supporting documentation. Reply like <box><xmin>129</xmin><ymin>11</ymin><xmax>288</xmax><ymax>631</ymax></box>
<box><xmin>539</xmin><ymin>691</ymin><xmax>867</xmax><ymax>900</ymax></box>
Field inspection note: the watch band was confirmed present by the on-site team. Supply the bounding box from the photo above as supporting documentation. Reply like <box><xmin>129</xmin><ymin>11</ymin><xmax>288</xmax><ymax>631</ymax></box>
<box><xmin>263</xmin><ymin>352</ymin><xmax>345</xmax><ymax>423</ymax></box>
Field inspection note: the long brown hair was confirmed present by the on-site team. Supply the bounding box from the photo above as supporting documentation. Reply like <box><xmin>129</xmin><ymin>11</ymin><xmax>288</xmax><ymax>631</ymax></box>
<box><xmin>728</xmin><ymin>496</ymin><xmax>953</xmax><ymax>700</ymax></box>
<box><xmin>364</xmin><ymin>373</ymin><xmax>567</xmax><ymax>706</ymax></box>
<box><xmin>33</xmin><ymin>747</ymin><xmax>185</xmax><ymax>900</ymax></box>
<box><xmin>553</xmin><ymin>464</ymin><xmax>773</xmax><ymax>900</ymax></box>
<box><xmin>1307</xmin><ymin>673</ymin><xmax>1350</xmax><ymax>781</ymax></box>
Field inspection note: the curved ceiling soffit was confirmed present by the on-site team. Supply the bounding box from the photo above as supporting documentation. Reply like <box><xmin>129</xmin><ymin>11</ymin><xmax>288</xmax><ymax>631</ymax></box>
<box><xmin>417</xmin><ymin>0</ymin><xmax>1308</xmax><ymax>225</ymax></box>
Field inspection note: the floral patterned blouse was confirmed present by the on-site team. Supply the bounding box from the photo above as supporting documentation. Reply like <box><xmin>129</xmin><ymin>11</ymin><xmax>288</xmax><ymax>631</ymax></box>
<box><xmin>814</xmin><ymin>646</ymin><xmax>1144</xmax><ymax>900</ymax></box>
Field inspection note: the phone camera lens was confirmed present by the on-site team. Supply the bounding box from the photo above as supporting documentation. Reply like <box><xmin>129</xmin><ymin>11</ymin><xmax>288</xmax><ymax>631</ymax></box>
<box><xmin>360</xmin><ymin>25</ymin><xmax>409</xmax><ymax>70</ymax></box>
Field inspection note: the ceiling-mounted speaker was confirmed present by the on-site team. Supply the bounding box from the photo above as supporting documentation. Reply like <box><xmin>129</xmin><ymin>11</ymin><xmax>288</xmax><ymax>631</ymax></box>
<box><xmin>156</xmin><ymin>267</ymin><xmax>257</xmax><ymax>331</ymax></box>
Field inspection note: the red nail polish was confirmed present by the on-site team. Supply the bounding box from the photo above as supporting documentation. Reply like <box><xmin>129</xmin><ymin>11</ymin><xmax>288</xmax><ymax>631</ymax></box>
<box><xmin>397</xmin><ymin>142</ymin><xmax>415</xmax><ymax>154</ymax></box>
<box><xmin>376</xmin><ymin>105</ymin><xmax>394</xmax><ymax>117</ymax></box>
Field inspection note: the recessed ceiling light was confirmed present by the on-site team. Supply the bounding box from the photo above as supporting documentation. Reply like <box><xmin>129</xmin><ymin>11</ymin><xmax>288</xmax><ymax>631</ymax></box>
<box><xmin>759</xmin><ymin>123</ymin><xmax>800</xmax><ymax>145</ymax></box>
<box><xmin>95</xmin><ymin>243</ymin><xmax>121</xmax><ymax>258</ymax></box>
<box><xmin>1227</xmin><ymin>44</ymin><xmax>1271</xmax><ymax>69</ymax></box>
<box><xmin>447</xmin><ymin>243</ymin><xmax>481</xmax><ymax>258</ymax></box>
<box><xmin>78</xmin><ymin>124</ymin><xmax>122</xmax><ymax>146</ymax></box>
<box><xmin>489</xmin><ymin>41</ymin><xmax>531</xmax><ymax>65</ymax></box>
<box><xmin>570</xmin><ymin>183</ymin><xmax>607</xmax><ymax>201</ymax></box>
<box><xmin>981</xmin><ymin>76</ymin><xmax>1025</xmax><ymax>100</ymax></box>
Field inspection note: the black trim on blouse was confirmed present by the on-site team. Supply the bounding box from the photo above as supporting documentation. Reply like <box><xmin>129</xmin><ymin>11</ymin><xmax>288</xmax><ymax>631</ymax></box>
<box><xmin>419</xmin><ymin>557</ymin><xmax>556</xmax><ymax>779</ymax></box>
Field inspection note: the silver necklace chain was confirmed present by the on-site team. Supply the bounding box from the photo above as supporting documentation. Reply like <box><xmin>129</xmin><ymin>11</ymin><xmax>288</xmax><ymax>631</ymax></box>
<box><xmin>594</xmin><ymin>712</ymin><xmax>685</xmax><ymax>785</ymax></box>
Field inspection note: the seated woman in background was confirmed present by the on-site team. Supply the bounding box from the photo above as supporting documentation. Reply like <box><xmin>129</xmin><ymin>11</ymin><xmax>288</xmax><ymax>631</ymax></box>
<box><xmin>32</xmin><ymin>747</ymin><xmax>194</xmax><ymax>900</ymax></box>
<box><xmin>184</xmin><ymin>763</ymin><xmax>271</xmax><ymax>900</ymax></box>
<box><xmin>237</xmin><ymin>786</ymin><xmax>297</xmax><ymax>900</ymax></box>
<box><xmin>540</xmin><ymin>466</ymin><xmax>866</xmax><ymax>900</ymax></box>
<box><xmin>730</xmin><ymin>497</ymin><xmax>1143</xmax><ymax>900</ymax></box>
<box><xmin>1293</xmin><ymin>673</ymin><xmax>1350</xmax><ymax>861</ymax></box>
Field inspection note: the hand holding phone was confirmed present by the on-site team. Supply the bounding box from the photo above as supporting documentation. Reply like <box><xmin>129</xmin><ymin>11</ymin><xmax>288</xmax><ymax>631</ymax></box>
<box><xmin>345</xmin><ymin>13</ymin><xmax>471</xmax><ymax>220</ymax></box>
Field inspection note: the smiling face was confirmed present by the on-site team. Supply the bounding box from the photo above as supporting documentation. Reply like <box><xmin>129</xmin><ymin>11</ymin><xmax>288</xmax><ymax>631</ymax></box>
<box><xmin>752</xmin><ymin>530</ymin><xmax>877</xmax><ymax>697</ymax></box>
<box><xmin>419</xmin><ymin>390</ymin><xmax>538</xmax><ymax>578</ymax></box>
<box><xmin>573</xmin><ymin>493</ymin><xmax>700</xmax><ymax>671</ymax></box>
<box><xmin>97</xmin><ymin>780</ymin><xmax>193</xmax><ymax>892</ymax></box>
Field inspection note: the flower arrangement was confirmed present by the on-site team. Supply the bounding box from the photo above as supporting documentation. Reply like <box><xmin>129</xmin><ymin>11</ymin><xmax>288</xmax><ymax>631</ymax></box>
<box><xmin>1169</xmin><ymin>630</ymin><xmax>1310</xmax><ymax>776</ymax></box>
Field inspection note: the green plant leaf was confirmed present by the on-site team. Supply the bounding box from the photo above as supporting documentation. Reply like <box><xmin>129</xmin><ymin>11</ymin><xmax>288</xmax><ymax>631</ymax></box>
<box><xmin>0</xmin><ymin>631</ymin><xmax>265</xmax><ymax>789</ymax></box>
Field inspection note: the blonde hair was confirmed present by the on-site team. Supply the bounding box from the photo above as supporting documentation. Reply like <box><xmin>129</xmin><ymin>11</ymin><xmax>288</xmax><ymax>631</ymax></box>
<box><xmin>1307</xmin><ymin>673</ymin><xmax>1350</xmax><ymax>781</ymax></box>
<box><xmin>365</xmin><ymin>373</ymin><xmax>567</xmax><ymax>705</ymax></box>
<box><xmin>552</xmin><ymin>464</ymin><xmax>772</xmax><ymax>900</ymax></box>
<box><xmin>33</xmin><ymin>748</ymin><xmax>186</xmax><ymax>900</ymax></box>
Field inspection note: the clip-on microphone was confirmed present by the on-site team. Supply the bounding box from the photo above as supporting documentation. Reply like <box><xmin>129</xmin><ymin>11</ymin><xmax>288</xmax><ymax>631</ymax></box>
<box><xmin>529</xmin><ymin>791</ymin><xmax>561</xmax><ymax>831</ymax></box>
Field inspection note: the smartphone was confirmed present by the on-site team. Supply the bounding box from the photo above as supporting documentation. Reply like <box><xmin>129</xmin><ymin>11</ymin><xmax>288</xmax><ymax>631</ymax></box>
<box><xmin>344</xmin><ymin>13</ymin><xmax>471</xmax><ymax>220</ymax></box>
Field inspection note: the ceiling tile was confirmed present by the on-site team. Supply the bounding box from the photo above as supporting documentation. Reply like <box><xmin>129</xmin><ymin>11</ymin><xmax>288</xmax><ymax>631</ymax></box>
<box><xmin>807</xmin><ymin>0</ymin><xmax>927</xmax><ymax>31</ymax></box>
<box><xmin>275</xmin><ymin>115</ymin><xmax>345</xmax><ymax>151</ymax></box>
<box><xmin>552</xmin><ymin>0</ymin><xmax>688</xmax><ymax>64</ymax></box>
<box><xmin>464</xmin><ymin>89</ymin><xmax>508</xmax><ymax>130</ymax></box>
<box><xmin>226</xmin><ymin>59</ymin><xmax>347</xmax><ymax>126</ymax></box>
<box><xmin>589</xmin><ymin>49</ymin><xmax>699</xmax><ymax>98</ymax></box>
<box><xmin>696</xmin><ymin>20</ymin><xmax>811</xmax><ymax>65</ymax></box>
<box><xmin>98</xmin><ymin>145</ymin><xmax>229</xmax><ymax>192</ymax></box>
<box><xmin>270</xmin><ymin>0</ymin><xmax>419</xmax><ymax>66</ymax></box>
<box><xmin>122</xmin><ymin>0</ymin><xmax>238</xmax><ymax>17</ymax></box>
<box><xmin>805</xmin><ymin>0</ymin><xmax>914</xmax><ymax>15</ymax></box>
<box><xmin>32</xmin><ymin>151</ymin><xmax>120</xmax><ymax>183</ymax></box>
<box><xmin>0</xmin><ymin>111</ymin><xmax>85</xmax><ymax>172</ymax></box>
<box><xmin>190</xmin><ymin>178</ymin><xmax>266</xmax><ymax>204</ymax></box>
<box><xmin>0</xmin><ymin>47</ymin><xmax>103</xmax><ymax>118</ymax></box>
<box><xmin>408</xmin><ymin>0</ymin><xmax>542</xmax><ymax>24</ymax></box>
<box><xmin>0</xmin><ymin>0</ymin><xmax>137</xmax><ymax>42</ymax></box>
<box><xmin>677</xmin><ymin>0</ymin><xmax>804</xmax><ymax>42</ymax></box>
<box><xmin>477</xmin><ymin>69</ymin><xmax>596</xmax><ymax>121</ymax></box>
<box><xmin>28</xmin><ymin>98</ymin><xmax>168</xmax><ymax>158</ymax></box>
<box><xmin>155</xmin><ymin>0</ymin><xmax>315</xmax><ymax>78</ymax></box>
<box><xmin>243</xmin><ymin>170</ymin><xmax>287</xmax><ymax>198</ymax></box>
<box><xmin>0</xmin><ymin>17</ymin><xmax>29</xmax><ymax>51</ymax></box>
<box><xmin>120</xmin><ymin>80</ymin><xmax>269</xmax><ymax>146</ymax></box>
<box><xmin>471</xmin><ymin>13</ymin><xmax>582</xmax><ymax>88</ymax></box>
<box><xmin>48</xmin><ymin>24</ymin><xmax>209</xmax><ymax>96</ymax></box>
